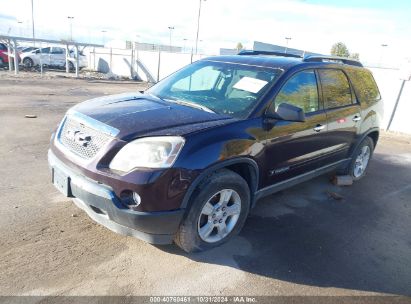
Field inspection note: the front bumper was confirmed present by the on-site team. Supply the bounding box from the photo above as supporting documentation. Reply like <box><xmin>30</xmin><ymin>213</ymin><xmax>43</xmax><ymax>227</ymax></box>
<box><xmin>48</xmin><ymin>150</ymin><xmax>184</xmax><ymax>244</ymax></box>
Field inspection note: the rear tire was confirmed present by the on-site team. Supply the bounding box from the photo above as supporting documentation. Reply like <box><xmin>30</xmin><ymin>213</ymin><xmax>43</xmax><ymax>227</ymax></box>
<box><xmin>341</xmin><ymin>136</ymin><xmax>374</xmax><ymax>180</ymax></box>
<box><xmin>0</xmin><ymin>58</ymin><xmax>4</xmax><ymax>68</ymax></box>
<box><xmin>175</xmin><ymin>169</ymin><xmax>250</xmax><ymax>253</ymax></box>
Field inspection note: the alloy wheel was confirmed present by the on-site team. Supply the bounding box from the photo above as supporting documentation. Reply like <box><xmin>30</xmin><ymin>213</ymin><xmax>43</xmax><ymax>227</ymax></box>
<box><xmin>197</xmin><ymin>189</ymin><xmax>241</xmax><ymax>243</ymax></box>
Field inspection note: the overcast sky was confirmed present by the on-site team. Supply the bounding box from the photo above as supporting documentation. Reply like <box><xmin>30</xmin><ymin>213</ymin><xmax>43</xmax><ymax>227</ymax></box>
<box><xmin>0</xmin><ymin>0</ymin><xmax>410</xmax><ymax>66</ymax></box>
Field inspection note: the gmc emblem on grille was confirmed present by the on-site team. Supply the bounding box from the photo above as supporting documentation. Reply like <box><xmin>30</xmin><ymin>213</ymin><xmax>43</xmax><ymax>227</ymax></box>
<box><xmin>66</xmin><ymin>130</ymin><xmax>92</xmax><ymax>147</ymax></box>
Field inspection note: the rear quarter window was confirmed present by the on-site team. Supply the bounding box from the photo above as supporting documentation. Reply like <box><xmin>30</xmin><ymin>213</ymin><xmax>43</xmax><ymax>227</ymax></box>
<box><xmin>346</xmin><ymin>68</ymin><xmax>381</xmax><ymax>105</ymax></box>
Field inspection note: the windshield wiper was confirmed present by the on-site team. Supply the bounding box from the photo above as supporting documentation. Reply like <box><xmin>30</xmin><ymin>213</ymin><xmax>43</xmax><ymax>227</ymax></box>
<box><xmin>163</xmin><ymin>98</ymin><xmax>215</xmax><ymax>113</ymax></box>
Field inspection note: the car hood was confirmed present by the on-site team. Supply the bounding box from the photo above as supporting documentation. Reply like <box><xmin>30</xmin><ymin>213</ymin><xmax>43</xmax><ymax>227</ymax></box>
<box><xmin>71</xmin><ymin>92</ymin><xmax>234</xmax><ymax>140</ymax></box>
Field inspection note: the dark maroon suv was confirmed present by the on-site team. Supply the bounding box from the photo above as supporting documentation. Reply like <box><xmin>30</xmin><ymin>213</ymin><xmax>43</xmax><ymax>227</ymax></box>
<box><xmin>48</xmin><ymin>51</ymin><xmax>382</xmax><ymax>252</ymax></box>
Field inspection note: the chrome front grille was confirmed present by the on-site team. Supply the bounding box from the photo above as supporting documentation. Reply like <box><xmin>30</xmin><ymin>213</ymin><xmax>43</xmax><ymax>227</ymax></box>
<box><xmin>58</xmin><ymin>115</ymin><xmax>113</xmax><ymax>160</ymax></box>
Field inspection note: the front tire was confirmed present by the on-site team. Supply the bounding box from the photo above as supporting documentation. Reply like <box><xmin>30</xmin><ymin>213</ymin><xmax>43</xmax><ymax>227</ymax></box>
<box><xmin>175</xmin><ymin>169</ymin><xmax>250</xmax><ymax>253</ymax></box>
<box><xmin>23</xmin><ymin>57</ymin><xmax>34</xmax><ymax>68</ymax></box>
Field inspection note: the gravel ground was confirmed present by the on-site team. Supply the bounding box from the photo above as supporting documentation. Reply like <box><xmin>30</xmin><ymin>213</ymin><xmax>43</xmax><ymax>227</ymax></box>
<box><xmin>0</xmin><ymin>72</ymin><xmax>410</xmax><ymax>299</ymax></box>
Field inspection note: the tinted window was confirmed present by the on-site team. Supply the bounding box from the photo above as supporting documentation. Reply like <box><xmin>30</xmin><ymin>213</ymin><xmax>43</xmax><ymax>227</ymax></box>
<box><xmin>39</xmin><ymin>47</ymin><xmax>51</xmax><ymax>54</ymax></box>
<box><xmin>319</xmin><ymin>69</ymin><xmax>353</xmax><ymax>109</ymax></box>
<box><xmin>0</xmin><ymin>43</ymin><xmax>7</xmax><ymax>50</ymax></box>
<box><xmin>22</xmin><ymin>47</ymin><xmax>36</xmax><ymax>53</ymax></box>
<box><xmin>274</xmin><ymin>70</ymin><xmax>319</xmax><ymax>113</ymax></box>
<box><xmin>171</xmin><ymin>65</ymin><xmax>221</xmax><ymax>92</ymax></box>
<box><xmin>148</xmin><ymin>60</ymin><xmax>281</xmax><ymax>119</ymax></box>
<box><xmin>51</xmin><ymin>47</ymin><xmax>64</xmax><ymax>54</ymax></box>
<box><xmin>346</xmin><ymin>69</ymin><xmax>381</xmax><ymax>104</ymax></box>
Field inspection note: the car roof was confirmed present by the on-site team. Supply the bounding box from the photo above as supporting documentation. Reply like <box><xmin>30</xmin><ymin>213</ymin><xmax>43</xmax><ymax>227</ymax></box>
<box><xmin>201</xmin><ymin>54</ymin><xmax>364</xmax><ymax>71</ymax></box>
<box><xmin>202</xmin><ymin>55</ymin><xmax>302</xmax><ymax>70</ymax></box>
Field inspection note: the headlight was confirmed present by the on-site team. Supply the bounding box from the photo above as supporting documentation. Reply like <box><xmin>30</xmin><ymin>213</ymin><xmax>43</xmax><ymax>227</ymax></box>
<box><xmin>109</xmin><ymin>136</ymin><xmax>185</xmax><ymax>172</ymax></box>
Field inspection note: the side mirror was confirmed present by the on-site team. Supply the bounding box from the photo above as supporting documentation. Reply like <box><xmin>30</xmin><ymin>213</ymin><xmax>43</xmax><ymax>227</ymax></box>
<box><xmin>266</xmin><ymin>103</ymin><xmax>305</xmax><ymax>122</ymax></box>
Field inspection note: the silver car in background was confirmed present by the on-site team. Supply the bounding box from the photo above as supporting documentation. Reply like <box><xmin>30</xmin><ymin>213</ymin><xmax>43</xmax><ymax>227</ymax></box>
<box><xmin>21</xmin><ymin>46</ymin><xmax>87</xmax><ymax>70</ymax></box>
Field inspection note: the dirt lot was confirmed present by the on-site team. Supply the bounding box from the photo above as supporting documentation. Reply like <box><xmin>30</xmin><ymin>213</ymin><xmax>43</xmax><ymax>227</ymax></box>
<box><xmin>0</xmin><ymin>72</ymin><xmax>410</xmax><ymax>298</ymax></box>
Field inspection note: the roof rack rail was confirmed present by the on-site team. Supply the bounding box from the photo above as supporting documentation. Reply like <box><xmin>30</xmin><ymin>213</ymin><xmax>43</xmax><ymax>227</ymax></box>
<box><xmin>238</xmin><ymin>50</ymin><xmax>302</xmax><ymax>59</ymax></box>
<box><xmin>303</xmin><ymin>55</ymin><xmax>363</xmax><ymax>67</ymax></box>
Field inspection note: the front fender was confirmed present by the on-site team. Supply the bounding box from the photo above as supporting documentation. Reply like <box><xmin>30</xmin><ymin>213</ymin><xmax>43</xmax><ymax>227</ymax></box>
<box><xmin>179</xmin><ymin>157</ymin><xmax>259</xmax><ymax>210</ymax></box>
<box><xmin>175</xmin><ymin>118</ymin><xmax>265</xmax><ymax>210</ymax></box>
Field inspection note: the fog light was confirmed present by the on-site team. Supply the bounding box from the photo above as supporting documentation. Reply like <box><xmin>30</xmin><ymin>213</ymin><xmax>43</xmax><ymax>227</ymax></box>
<box><xmin>120</xmin><ymin>190</ymin><xmax>141</xmax><ymax>209</ymax></box>
<box><xmin>132</xmin><ymin>192</ymin><xmax>142</xmax><ymax>206</ymax></box>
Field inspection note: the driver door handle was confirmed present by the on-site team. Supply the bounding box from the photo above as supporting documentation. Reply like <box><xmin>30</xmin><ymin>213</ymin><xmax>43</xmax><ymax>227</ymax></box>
<box><xmin>313</xmin><ymin>124</ymin><xmax>325</xmax><ymax>132</ymax></box>
<box><xmin>353</xmin><ymin>115</ymin><xmax>362</xmax><ymax>122</ymax></box>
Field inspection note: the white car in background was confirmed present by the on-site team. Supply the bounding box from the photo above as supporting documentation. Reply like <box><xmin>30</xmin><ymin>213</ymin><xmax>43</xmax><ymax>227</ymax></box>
<box><xmin>21</xmin><ymin>46</ymin><xmax>87</xmax><ymax>70</ymax></box>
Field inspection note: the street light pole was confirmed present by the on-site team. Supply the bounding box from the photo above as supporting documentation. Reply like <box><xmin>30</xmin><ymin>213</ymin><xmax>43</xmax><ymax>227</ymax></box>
<box><xmin>67</xmin><ymin>16</ymin><xmax>74</xmax><ymax>41</ymax></box>
<box><xmin>195</xmin><ymin>0</ymin><xmax>206</xmax><ymax>55</ymax></box>
<box><xmin>168</xmin><ymin>26</ymin><xmax>174</xmax><ymax>52</ymax></box>
<box><xmin>31</xmin><ymin>0</ymin><xmax>35</xmax><ymax>46</ymax></box>
<box><xmin>101</xmin><ymin>30</ymin><xmax>107</xmax><ymax>46</ymax></box>
<box><xmin>183</xmin><ymin>38</ymin><xmax>188</xmax><ymax>53</ymax></box>
<box><xmin>17</xmin><ymin>21</ymin><xmax>23</xmax><ymax>37</ymax></box>
<box><xmin>199</xmin><ymin>39</ymin><xmax>203</xmax><ymax>54</ymax></box>
<box><xmin>135</xmin><ymin>34</ymin><xmax>140</xmax><ymax>77</ymax></box>
<box><xmin>285</xmin><ymin>37</ymin><xmax>292</xmax><ymax>54</ymax></box>
<box><xmin>379</xmin><ymin>44</ymin><xmax>388</xmax><ymax>67</ymax></box>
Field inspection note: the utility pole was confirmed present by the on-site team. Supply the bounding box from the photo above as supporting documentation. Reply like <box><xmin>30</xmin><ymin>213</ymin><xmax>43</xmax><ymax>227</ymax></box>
<box><xmin>195</xmin><ymin>0</ymin><xmax>206</xmax><ymax>55</ymax></box>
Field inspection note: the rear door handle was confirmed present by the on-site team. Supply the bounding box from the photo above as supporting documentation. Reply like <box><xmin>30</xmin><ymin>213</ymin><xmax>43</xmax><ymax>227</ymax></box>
<box><xmin>313</xmin><ymin>124</ymin><xmax>325</xmax><ymax>132</ymax></box>
<box><xmin>353</xmin><ymin>115</ymin><xmax>362</xmax><ymax>122</ymax></box>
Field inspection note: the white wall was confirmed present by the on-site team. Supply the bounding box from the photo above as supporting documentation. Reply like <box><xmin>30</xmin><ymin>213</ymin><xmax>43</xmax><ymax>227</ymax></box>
<box><xmin>369</xmin><ymin>67</ymin><xmax>411</xmax><ymax>134</ymax></box>
<box><xmin>84</xmin><ymin>48</ymin><xmax>411</xmax><ymax>135</ymax></box>
<box><xmin>85</xmin><ymin>47</ymin><xmax>205</xmax><ymax>82</ymax></box>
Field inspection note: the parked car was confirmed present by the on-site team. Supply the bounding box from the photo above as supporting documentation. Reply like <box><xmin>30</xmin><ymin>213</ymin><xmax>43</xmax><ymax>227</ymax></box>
<box><xmin>48</xmin><ymin>51</ymin><xmax>382</xmax><ymax>252</ymax></box>
<box><xmin>0</xmin><ymin>43</ymin><xmax>8</xmax><ymax>67</ymax></box>
<box><xmin>21</xmin><ymin>46</ymin><xmax>87</xmax><ymax>70</ymax></box>
<box><xmin>0</xmin><ymin>42</ymin><xmax>22</xmax><ymax>68</ymax></box>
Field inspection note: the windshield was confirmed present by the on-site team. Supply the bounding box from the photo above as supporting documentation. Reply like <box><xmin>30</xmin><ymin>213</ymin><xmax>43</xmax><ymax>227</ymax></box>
<box><xmin>147</xmin><ymin>60</ymin><xmax>282</xmax><ymax>118</ymax></box>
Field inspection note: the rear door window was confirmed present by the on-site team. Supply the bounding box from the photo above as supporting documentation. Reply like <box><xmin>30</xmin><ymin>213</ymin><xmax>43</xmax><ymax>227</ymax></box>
<box><xmin>51</xmin><ymin>47</ymin><xmax>64</xmax><ymax>54</ymax></box>
<box><xmin>39</xmin><ymin>47</ymin><xmax>51</xmax><ymax>54</ymax></box>
<box><xmin>319</xmin><ymin>69</ymin><xmax>353</xmax><ymax>109</ymax></box>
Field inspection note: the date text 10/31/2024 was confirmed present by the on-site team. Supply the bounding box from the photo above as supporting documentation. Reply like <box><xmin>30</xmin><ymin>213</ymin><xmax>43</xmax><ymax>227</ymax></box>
<box><xmin>149</xmin><ymin>296</ymin><xmax>258</xmax><ymax>303</ymax></box>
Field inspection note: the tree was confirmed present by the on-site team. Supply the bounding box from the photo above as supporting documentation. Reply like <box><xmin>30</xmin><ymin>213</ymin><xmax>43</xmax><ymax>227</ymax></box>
<box><xmin>236</xmin><ymin>42</ymin><xmax>244</xmax><ymax>51</ymax></box>
<box><xmin>331</xmin><ymin>42</ymin><xmax>350</xmax><ymax>58</ymax></box>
